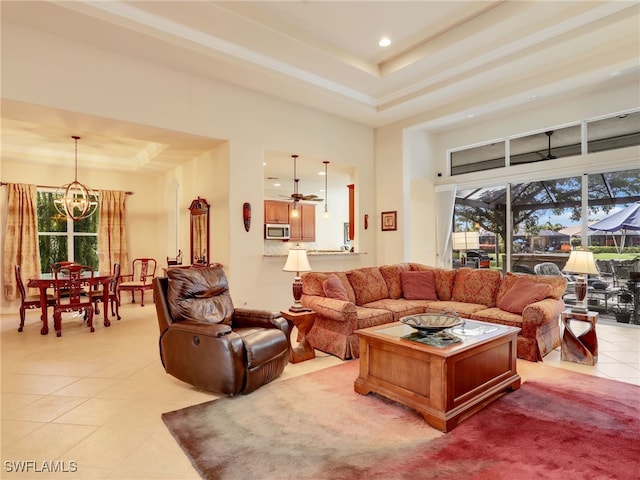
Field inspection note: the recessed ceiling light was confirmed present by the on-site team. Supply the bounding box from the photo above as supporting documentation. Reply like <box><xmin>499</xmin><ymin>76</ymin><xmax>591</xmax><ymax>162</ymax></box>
<box><xmin>529</xmin><ymin>94</ymin><xmax>539</xmax><ymax>100</ymax></box>
<box><xmin>610</xmin><ymin>70</ymin><xmax>622</xmax><ymax>77</ymax></box>
<box><xmin>466</xmin><ymin>113</ymin><xmax>475</xmax><ymax>119</ymax></box>
<box><xmin>274</xmin><ymin>183</ymin><xmax>281</xmax><ymax>187</ymax></box>
<box><xmin>379</xmin><ymin>37</ymin><xmax>391</xmax><ymax>47</ymax></box>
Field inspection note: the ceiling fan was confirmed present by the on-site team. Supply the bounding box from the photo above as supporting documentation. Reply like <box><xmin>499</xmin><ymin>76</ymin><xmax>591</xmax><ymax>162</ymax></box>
<box><xmin>279</xmin><ymin>154</ymin><xmax>323</xmax><ymax>203</ymax></box>
<box><xmin>543</xmin><ymin>131</ymin><xmax>557</xmax><ymax>160</ymax></box>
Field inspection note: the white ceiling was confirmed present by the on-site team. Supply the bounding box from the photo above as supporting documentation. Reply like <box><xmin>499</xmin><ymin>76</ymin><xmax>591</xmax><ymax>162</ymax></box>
<box><xmin>2</xmin><ymin>1</ymin><xmax>639</xmax><ymax>185</ymax></box>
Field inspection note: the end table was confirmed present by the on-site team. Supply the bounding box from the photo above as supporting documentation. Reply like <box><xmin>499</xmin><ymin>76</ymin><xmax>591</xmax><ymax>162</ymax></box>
<box><xmin>280</xmin><ymin>309</ymin><xmax>316</xmax><ymax>363</ymax></box>
<box><xmin>561</xmin><ymin>309</ymin><xmax>598</xmax><ymax>366</ymax></box>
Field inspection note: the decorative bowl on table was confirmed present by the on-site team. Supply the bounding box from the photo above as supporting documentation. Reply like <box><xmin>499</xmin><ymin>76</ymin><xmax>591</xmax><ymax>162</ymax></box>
<box><xmin>400</xmin><ymin>310</ymin><xmax>463</xmax><ymax>334</ymax></box>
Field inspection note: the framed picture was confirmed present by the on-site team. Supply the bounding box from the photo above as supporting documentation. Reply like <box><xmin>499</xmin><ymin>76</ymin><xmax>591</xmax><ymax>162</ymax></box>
<box><xmin>381</xmin><ymin>211</ymin><xmax>397</xmax><ymax>231</ymax></box>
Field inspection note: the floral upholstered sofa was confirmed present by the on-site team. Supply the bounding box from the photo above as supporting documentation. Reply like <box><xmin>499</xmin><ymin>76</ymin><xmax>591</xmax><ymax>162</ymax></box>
<box><xmin>300</xmin><ymin>263</ymin><xmax>567</xmax><ymax>362</ymax></box>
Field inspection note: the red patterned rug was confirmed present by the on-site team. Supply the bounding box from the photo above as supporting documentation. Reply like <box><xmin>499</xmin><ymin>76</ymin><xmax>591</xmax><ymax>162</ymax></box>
<box><xmin>162</xmin><ymin>361</ymin><xmax>640</xmax><ymax>480</ymax></box>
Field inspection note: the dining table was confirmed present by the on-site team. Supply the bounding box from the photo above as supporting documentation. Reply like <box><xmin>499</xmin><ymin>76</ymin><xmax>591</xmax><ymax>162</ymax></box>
<box><xmin>27</xmin><ymin>271</ymin><xmax>114</xmax><ymax>335</ymax></box>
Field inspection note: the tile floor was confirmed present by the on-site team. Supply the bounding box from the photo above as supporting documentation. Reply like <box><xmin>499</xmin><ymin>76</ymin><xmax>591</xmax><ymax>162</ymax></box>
<box><xmin>1</xmin><ymin>302</ymin><xmax>638</xmax><ymax>479</ymax></box>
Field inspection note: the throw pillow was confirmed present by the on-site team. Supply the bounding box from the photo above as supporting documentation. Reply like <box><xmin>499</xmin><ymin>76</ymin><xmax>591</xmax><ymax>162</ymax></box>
<box><xmin>400</xmin><ymin>271</ymin><xmax>438</xmax><ymax>300</ymax></box>
<box><xmin>497</xmin><ymin>277</ymin><xmax>552</xmax><ymax>314</ymax></box>
<box><xmin>323</xmin><ymin>275</ymin><xmax>349</xmax><ymax>301</ymax></box>
<box><xmin>167</xmin><ymin>266</ymin><xmax>234</xmax><ymax>325</ymax></box>
<box><xmin>379</xmin><ymin>263</ymin><xmax>411</xmax><ymax>299</ymax></box>
<box><xmin>346</xmin><ymin>267</ymin><xmax>390</xmax><ymax>305</ymax></box>
<box><xmin>451</xmin><ymin>268</ymin><xmax>502</xmax><ymax>307</ymax></box>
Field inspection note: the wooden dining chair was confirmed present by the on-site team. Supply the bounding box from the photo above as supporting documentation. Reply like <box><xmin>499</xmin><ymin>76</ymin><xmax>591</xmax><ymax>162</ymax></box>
<box><xmin>15</xmin><ymin>264</ymin><xmax>55</xmax><ymax>332</ymax></box>
<box><xmin>118</xmin><ymin>258</ymin><xmax>157</xmax><ymax>307</ymax></box>
<box><xmin>50</xmin><ymin>261</ymin><xmax>77</xmax><ymax>298</ymax></box>
<box><xmin>53</xmin><ymin>264</ymin><xmax>95</xmax><ymax>337</ymax></box>
<box><xmin>90</xmin><ymin>263</ymin><xmax>122</xmax><ymax>320</ymax></box>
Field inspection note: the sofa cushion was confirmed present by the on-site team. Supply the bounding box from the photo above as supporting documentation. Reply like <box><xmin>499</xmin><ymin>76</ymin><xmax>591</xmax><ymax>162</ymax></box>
<box><xmin>302</xmin><ymin>271</ymin><xmax>355</xmax><ymax>303</ymax></box>
<box><xmin>422</xmin><ymin>301</ymin><xmax>488</xmax><ymax>317</ymax></box>
<box><xmin>400</xmin><ymin>270</ymin><xmax>438</xmax><ymax>300</ymax></box>
<box><xmin>379</xmin><ymin>263</ymin><xmax>411</xmax><ymax>299</ymax></box>
<box><xmin>167</xmin><ymin>266</ymin><xmax>234</xmax><ymax>325</ymax></box>
<box><xmin>362</xmin><ymin>298</ymin><xmax>424</xmax><ymax>321</ymax></box>
<box><xmin>496</xmin><ymin>272</ymin><xmax>567</xmax><ymax>302</ymax></box>
<box><xmin>451</xmin><ymin>268</ymin><xmax>502</xmax><ymax>307</ymax></box>
<box><xmin>323</xmin><ymin>275</ymin><xmax>349</xmax><ymax>301</ymax></box>
<box><xmin>346</xmin><ymin>267</ymin><xmax>389</xmax><ymax>305</ymax></box>
<box><xmin>409</xmin><ymin>264</ymin><xmax>457</xmax><ymax>300</ymax></box>
<box><xmin>497</xmin><ymin>277</ymin><xmax>552</xmax><ymax>314</ymax></box>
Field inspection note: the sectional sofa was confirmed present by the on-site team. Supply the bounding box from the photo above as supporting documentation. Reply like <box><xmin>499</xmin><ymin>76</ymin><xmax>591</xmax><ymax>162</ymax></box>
<box><xmin>300</xmin><ymin>263</ymin><xmax>567</xmax><ymax>362</ymax></box>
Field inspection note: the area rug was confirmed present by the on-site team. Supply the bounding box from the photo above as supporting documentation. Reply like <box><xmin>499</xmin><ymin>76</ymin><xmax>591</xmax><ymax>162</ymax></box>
<box><xmin>162</xmin><ymin>361</ymin><xmax>640</xmax><ymax>480</ymax></box>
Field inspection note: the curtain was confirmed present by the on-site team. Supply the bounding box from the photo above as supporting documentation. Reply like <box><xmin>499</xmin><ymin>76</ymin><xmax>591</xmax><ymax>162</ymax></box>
<box><xmin>3</xmin><ymin>183</ymin><xmax>40</xmax><ymax>300</ymax></box>
<box><xmin>435</xmin><ymin>184</ymin><xmax>457</xmax><ymax>268</ymax></box>
<box><xmin>98</xmin><ymin>190</ymin><xmax>129</xmax><ymax>274</ymax></box>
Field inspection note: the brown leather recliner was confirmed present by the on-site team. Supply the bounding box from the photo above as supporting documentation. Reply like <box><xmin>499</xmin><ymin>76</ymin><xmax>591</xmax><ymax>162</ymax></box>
<box><xmin>153</xmin><ymin>266</ymin><xmax>289</xmax><ymax>395</ymax></box>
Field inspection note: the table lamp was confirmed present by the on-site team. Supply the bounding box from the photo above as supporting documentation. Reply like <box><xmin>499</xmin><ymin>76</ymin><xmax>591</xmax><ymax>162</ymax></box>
<box><xmin>283</xmin><ymin>246</ymin><xmax>312</xmax><ymax>312</ymax></box>
<box><xmin>563</xmin><ymin>248</ymin><xmax>599</xmax><ymax>313</ymax></box>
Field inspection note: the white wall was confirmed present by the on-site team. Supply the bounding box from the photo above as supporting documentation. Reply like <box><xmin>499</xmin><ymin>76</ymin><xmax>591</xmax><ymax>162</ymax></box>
<box><xmin>1</xmin><ymin>23</ymin><xmax>375</xmax><ymax>312</ymax></box>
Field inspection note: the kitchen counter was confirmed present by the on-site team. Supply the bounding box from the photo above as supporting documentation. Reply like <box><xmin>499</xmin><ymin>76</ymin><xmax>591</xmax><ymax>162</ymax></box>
<box><xmin>264</xmin><ymin>251</ymin><xmax>366</xmax><ymax>257</ymax></box>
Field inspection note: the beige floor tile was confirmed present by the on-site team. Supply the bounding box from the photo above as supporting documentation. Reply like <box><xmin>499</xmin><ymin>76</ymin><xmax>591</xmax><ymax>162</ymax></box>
<box><xmin>1</xmin><ymin>393</ymin><xmax>43</xmax><ymax>413</ymax></box>
<box><xmin>3</xmin><ymin>395</ymin><xmax>88</xmax><ymax>423</ymax></box>
<box><xmin>2</xmin><ymin>422</ymin><xmax>98</xmax><ymax>461</ymax></box>
<box><xmin>0</xmin><ymin>419</ymin><xmax>46</xmax><ymax>445</ymax></box>
<box><xmin>62</xmin><ymin>425</ymin><xmax>153</xmax><ymax>470</ymax></box>
<box><xmin>52</xmin><ymin>398</ymin><xmax>134</xmax><ymax>426</ymax></box>
<box><xmin>1</xmin><ymin>373</ymin><xmax>80</xmax><ymax>396</ymax></box>
<box><xmin>51</xmin><ymin>377</ymin><xmax>120</xmax><ymax>397</ymax></box>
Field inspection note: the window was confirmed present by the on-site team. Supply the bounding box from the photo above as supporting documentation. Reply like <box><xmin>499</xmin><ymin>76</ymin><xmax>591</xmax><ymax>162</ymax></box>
<box><xmin>453</xmin><ymin>168</ymin><xmax>640</xmax><ymax>272</ymax></box>
<box><xmin>37</xmin><ymin>190</ymin><xmax>99</xmax><ymax>273</ymax></box>
<box><xmin>448</xmin><ymin>110</ymin><xmax>639</xmax><ymax>176</ymax></box>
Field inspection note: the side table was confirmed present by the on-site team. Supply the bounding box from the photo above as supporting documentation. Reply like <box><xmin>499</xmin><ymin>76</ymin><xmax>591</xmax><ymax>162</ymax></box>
<box><xmin>280</xmin><ymin>309</ymin><xmax>316</xmax><ymax>363</ymax></box>
<box><xmin>561</xmin><ymin>309</ymin><xmax>598</xmax><ymax>366</ymax></box>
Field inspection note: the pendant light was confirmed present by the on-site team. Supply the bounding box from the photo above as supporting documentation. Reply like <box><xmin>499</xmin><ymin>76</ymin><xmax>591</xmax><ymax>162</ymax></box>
<box><xmin>322</xmin><ymin>161</ymin><xmax>330</xmax><ymax>219</ymax></box>
<box><xmin>54</xmin><ymin>136</ymin><xmax>98</xmax><ymax>221</ymax></box>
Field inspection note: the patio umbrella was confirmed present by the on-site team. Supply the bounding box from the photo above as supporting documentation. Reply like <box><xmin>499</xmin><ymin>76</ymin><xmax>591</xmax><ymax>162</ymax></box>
<box><xmin>588</xmin><ymin>202</ymin><xmax>640</xmax><ymax>253</ymax></box>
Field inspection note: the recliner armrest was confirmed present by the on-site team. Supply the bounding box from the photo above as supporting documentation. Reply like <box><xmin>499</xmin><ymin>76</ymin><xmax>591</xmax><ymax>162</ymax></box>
<box><xmin>168</xmin><ymin>320</ymin><xmax>233</xmax><ymax>337</ymax></box>
<box><xmin>233</xmin><ymin>308</ymin><xmax>288</xmax><ymax>332</ymax></box>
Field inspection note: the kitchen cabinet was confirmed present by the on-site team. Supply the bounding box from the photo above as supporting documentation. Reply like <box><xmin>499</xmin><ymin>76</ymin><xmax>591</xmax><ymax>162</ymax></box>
<box><xmin>264</xmin><ymin>200</ymin><xmax>290</xmax><ymax>224</ymax></box>
<box><xmin>290</xmin><ymin>203</ymin><xmax>316</xmax><ymax>242</ymax></box>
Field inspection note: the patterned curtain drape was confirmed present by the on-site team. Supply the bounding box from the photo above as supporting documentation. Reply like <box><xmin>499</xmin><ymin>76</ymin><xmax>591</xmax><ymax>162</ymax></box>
<box><xmin>3</xmin><ymin>183</ymin><xmax>41</xmax><ymax>300</ymax></box>
<box><xmin>97</xmin><ymin>190</ymin><xmax>129</xmax><ymax>274</ymax></box>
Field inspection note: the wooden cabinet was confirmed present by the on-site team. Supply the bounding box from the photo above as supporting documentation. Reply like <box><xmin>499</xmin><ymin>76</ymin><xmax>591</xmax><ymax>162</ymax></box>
<box><xmin>264</xmin><ymin>200</ymin><xmax>290</xmax><ymax>224</ymax></box>
<box><xmin>290</xmin><ymin>203</ymin><xmax>316</xmax><ymax>242</ymax></box>
<box><xmin>264</xmin><ymin>200</ymin><xmax>315</xmax><ymax>242</ymax></box>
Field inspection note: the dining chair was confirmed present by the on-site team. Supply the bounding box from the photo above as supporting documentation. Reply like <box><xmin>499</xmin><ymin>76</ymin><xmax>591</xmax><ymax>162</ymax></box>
<box><xmin>50</xmin><ymin>261</ymin><xmax>78</xmax><ymax>298</ymax></box>
<box><xmin>118</xmin><ymin>258</ymin><xmax>157</xmax><ymax>307</ymax></box>
<box><xmin>53</xmin><ymin>264</ymin><xmax>95</xmax><ymax>337</ymax></box>
<box><xmin>90</xmin><ymin>262</ymin><xmax>122</xmax><ymax>320</ymax></box>
<box><xmin>15</xmin><ymin>264</ymin><xmax>55</xmax><ymax>332</ymax></box>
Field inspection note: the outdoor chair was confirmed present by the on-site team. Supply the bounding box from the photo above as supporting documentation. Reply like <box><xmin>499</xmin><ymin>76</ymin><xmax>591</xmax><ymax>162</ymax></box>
<box><xmin>119</xmin><ymin>258</ymin><xmax>157</xmax><ymax>307</ymax></box>
<box><xmin>534</xmin><ymin>262</ymin><xmax>576</xmax><ymax>299</ymax></box>
<box><xmin>15</xmin><ymin>264</ymin><xmax>55</xmax><ymax>333</ymax></box>
<box><xmin>53</xmin><ymin>264</ymin><xmax>95</xmax><ymax>337</ymax></box>
<box><xmin>153</xmin><ymin>265</ymin><xmax>289</xmax><ymax>395</ymax></box>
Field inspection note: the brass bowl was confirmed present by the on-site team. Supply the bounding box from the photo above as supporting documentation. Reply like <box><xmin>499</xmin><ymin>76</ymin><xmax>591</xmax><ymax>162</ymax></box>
<box><xmin>400</xmin><ymin>311</ymin><xmax>463</xmax><ymax>333</ymax></box>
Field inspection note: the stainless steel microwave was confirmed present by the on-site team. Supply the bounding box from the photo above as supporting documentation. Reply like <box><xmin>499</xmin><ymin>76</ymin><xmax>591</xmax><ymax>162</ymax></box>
<box><xmin>265</xmin><ymin>223</ymin><xmax>291</xmax><ymax>240</ymax></box>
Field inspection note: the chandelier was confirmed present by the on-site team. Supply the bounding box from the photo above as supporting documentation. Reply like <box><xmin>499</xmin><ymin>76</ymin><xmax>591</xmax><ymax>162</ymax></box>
<box><xmin>54</xmin><ymin>136</ymin><xmax>98</xmax><ymax>221</ymax></box>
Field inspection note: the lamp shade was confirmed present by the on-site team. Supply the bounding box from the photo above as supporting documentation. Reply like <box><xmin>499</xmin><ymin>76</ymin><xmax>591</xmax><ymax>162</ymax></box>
<box><xmin>452</xmin><ymin>231</ymin><xmax>480</xmax><ymax>250</ymax></box>
<box><xmin>562</xmin><ymin>249</ymin><xmax>599</xmax><ymax>275</ymax></box>
<box><xmin>283</xmin><ymin>247</ymin><xmax>311</xmax><ymax>273</ymax></box>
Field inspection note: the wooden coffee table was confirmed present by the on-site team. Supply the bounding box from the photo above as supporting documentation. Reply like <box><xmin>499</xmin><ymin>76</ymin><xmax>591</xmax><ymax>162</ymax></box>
<box><xmin>354</xmin><ymin>319</ymin><xmax>521</xmax><ymax>432</ymax></box>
